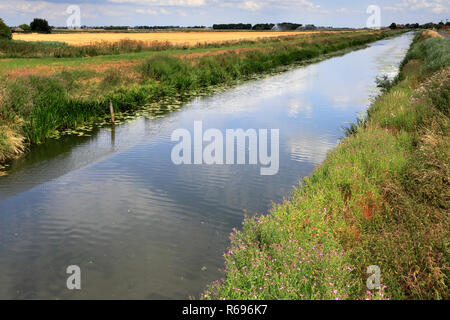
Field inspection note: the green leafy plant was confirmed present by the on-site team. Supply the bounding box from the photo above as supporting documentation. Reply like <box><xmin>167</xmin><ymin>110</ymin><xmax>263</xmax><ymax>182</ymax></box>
<box><xmin>0</xmin><ymin>18</ymin><xmax>12</xmax><ymax>40</ymax></box>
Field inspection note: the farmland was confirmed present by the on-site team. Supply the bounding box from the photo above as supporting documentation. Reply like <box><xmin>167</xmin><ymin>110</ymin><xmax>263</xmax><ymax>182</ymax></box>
<box><xmin>12</xmin><ymin>31</ymin><xmax>345</xmax><ymax>46</ymax></box>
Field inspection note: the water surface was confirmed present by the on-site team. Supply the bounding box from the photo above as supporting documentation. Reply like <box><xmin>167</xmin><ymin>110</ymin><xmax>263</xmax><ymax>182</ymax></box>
<box><xmin>0</xmin><ymin>33</ymin><xmax>413</xmax><ymax>299</ymax></box>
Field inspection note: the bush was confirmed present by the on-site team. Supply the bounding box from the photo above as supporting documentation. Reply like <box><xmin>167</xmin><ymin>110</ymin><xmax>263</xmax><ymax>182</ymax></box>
<box><xmin>0</xmin><ymin>18</ymin><xmax>12</xmax><ymax>40</ymax></box>
<box><xmin>375</xmin><ymin>75</ymin><xmax>394</xmax><ymax>92</ymax></box>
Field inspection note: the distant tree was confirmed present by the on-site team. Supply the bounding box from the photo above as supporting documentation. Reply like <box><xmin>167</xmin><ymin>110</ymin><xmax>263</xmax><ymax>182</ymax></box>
<box><xmin>389</xmin><ymin>23</ymin><xmax>397</xmax><ymax>30</ymax></box>
<box><xmin>19</xmin><ymin>24</ymin><xmax>31</xmax><ymax>33</ymax></box>
<box><xmin>0</xmin><ymin>18</ymin><xmax>12</xmax><ymax>40</ymax></box>
<box><xmin>212</xmin><ymin>23</ymin><xmax>252</xmax><ymax>30</ymax></box>
<box><xmin>277</xmin><ymin>22</ymin><xmax>302</xmax><ymax>30</ymax></box>
<box><xmin>30</xmin><ymin>18</ymin><xmax>51</xmax><ymax>33</ymax></box>
<box><xmin>252</xmin><ymin>23</ymin><xmax>275</xmax><ymax>30</ymax></box>
<box><xmin>437</xmin><ymin>21</ymin><xmax>445</xmax><ymax>29</ymax></box>
<box><xmin>104</xmin><ymin>26</ymin><xmax>129</xmax><ymax>30</ymax></box>
<box><xmin>421</xmin><ymin>22</ymin><xmax>435</xmax><ymax>29</ymax></box>
<box><xmin>304</xmin><ymin>24</ymin><xmax>316</xmax><ymax>30</ymax></box>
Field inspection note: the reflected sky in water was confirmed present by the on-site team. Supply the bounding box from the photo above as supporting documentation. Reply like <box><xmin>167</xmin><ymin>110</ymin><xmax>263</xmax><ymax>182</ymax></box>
<box><xmin>0</xmin><ymin>33</ymin><xmax>413</xmax><ymax>299</ymax></box>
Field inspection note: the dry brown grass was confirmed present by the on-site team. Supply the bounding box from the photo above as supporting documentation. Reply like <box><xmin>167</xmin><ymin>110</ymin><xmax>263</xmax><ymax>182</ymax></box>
<box><xmin>0</xmin><ymin>126</ymin><xmax>25</xmax><ymax>164</ymax></box>
<box><xmin>420</xmin><ymin>30</ymin><xmax>444</xmax><ymax>41</ymax></box>
<box><xmin>13</xmin><ymin>31</ymin><xmax>350</xmax><ymax>46</ymax></box>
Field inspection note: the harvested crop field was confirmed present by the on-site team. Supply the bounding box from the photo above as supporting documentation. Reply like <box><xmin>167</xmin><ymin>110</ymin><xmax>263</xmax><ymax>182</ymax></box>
<box><xmin>13</xmin><ymin>31</ymin><xmax>352</xmax><ymax>46</ymax></box>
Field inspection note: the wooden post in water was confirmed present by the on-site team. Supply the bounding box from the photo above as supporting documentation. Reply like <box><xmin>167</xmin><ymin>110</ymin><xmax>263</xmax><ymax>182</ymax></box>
<box><xmin>109</xmin><ymin>100</ymin><xmax>115</xmax><ymax>125</ymax></box>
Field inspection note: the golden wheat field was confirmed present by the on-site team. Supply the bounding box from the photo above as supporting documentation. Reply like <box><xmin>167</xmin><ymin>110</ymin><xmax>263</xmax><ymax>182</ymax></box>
<box><xmin>13</xmin><ymin>31</ymin><xmax>332</xmax><ymax>46</ymax></box>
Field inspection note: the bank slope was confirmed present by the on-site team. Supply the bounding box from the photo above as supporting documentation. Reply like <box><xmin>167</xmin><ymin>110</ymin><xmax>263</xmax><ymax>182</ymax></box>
<box><xmin>203</xmin><ymin>31</ymin><xmax>449</xmax><ymax>300</ymax></box>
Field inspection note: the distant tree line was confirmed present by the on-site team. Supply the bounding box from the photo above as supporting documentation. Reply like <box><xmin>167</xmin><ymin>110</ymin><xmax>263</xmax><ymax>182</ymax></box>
<box><xmin>213</xmin><ymin>23</ymin><xmax>252</xmax><ymax>30</ymax></box>
<box><xmin>212</xmin><ymin>22</ymin><xmax>305</xmax><ymax>30</ymax></box>
<box><xmin>9</xmin><ymin>18</ymin><xmax>51</xmax><ymax>34</ymax></box>
<box><xmin>136</xmin><ymin>26</ymin><xmax>184</xmax><ymax>30</ymax></box>
<box><xmin>252</xmin><ymin>24</ymin><xmax>275</xmax><ymax>30</ymax></box>
<box><xmin>276</xmin><ymin>22</ymin><xmax>303</xmax><ymax>30</ymax></box>
<box><xmin>389</xmin><ymin>21</ymin><xmax>450</xmax><ymax>29</ymax></box>
<box><xmin>104</xmin><ymin>26</ymin><xmax>129</xmax><ymax>30</ymax></box>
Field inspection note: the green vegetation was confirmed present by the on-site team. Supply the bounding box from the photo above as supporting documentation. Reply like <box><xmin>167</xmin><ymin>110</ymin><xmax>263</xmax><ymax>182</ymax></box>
<box><xmin>0</xmin><ymin>40</ymin><xmax>69</xmax><ymax>58</ymax></box>
<box><xmin>202</xmin><ymin>32</ymin><xmax>449</xmax><ymax>300</ymax></box>
<box><xmin>18</xmin><ymin>24</ymin><xmax>31</xmax><ymax>33</ymax></box>
<box><xmin>0</xmin><ymin>31</ymin><xmax>364</xmax><ymax>59</ymax></box>
<box><xmin>0</xmin><ymin>30</ymin><xmax>402</xmax><ymax>165</ymax></box>
<box><xmin>30</xmin><ymin>18</ymin><xmax>51</xmax><ymax>34</ymax></box>
<box><xmin>0</xmin><ymin>18</ymin><xmax>12</xmax><ymax>41</ymax></box>
<box><xmin>0</xmin><ymin>34</ymin><xmax>293</xmax><ymax>59</ymax></box>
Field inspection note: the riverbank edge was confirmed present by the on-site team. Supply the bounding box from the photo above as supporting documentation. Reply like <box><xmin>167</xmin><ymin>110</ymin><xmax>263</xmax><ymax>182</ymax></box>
<box><xmin>0</xmin><ymin>30</ymin><xmax>404</xmax><ymax>169</ymax></box>
<box><xmin>202</xmin><ymin>31</ymin><xmax>449</xmax><ymax>300</ymax></box>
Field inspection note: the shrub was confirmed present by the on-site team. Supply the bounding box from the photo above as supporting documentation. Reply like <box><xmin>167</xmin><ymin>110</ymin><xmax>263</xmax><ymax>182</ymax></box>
<box><xmin>0</xmin><ymin>18</ymin><xmax>12</xmax><ymax>40</ymax></box>
<box><xmin>375</xmin><ymin>75</ymin><xmax>394</xmax><ymax>92</ymax></box>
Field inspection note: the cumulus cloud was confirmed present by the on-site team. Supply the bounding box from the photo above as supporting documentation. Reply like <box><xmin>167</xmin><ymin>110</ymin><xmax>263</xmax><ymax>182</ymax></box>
<box><xmin>238</xmin><ymin>1</ymin><xmax>262</xmax><ymax>11</ymax></box>
<box><xmin>383</xmin><ymin>0</ymin><xmax>449</xmax><ymax>14</ymax></box>
<box><xmin>214</xmin><ymin>0</ymin><xmax>321</xmax><ymax>12</ymax></box>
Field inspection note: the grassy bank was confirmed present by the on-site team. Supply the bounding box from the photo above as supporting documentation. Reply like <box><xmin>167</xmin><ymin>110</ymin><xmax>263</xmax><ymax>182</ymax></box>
<box><xmin>0</xmin><ymin>30</ymin><xmax>403</xmax><ymax>165</ymax></box>
<box><xmin>202</xmin><ymin>31</ymin><xmax>449</xmax><ymax>300</ymax></box>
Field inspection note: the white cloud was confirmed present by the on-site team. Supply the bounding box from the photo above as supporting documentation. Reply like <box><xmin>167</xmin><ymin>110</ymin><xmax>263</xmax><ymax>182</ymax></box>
<box><xmin>238</xmin><ymin>1</ymin><xmax>261</xmax><ymax>11</ymax></box>
<box><xmin>215</xmin><ymin>0</ymin><xmax>321</xmax><ymax>12</ymax></box>
<box><xmin>383</xmin><ymin>0</ymin><xmax>449</xmax><ymax>14</ymax></box>
<box><xmin>336</xmin><ymin>8</ymin><xmax>351</xmax><ymax>14</ymax></box>
<box><xmin>107</xmin><ymin>0</ymin><xmax>206</xmax><ymax>6</ymax></box>
<box><xmin>136</xmin><ymin>8</ymin><xmax>158</xmax><ymax>14</ymax></box>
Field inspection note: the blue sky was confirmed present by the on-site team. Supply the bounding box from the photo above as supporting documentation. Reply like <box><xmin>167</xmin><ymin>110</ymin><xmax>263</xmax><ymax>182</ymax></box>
<box><xmin>0</xmin><ymin>0</ymin><xmax>448</xmax><ymax>27</ymax></box>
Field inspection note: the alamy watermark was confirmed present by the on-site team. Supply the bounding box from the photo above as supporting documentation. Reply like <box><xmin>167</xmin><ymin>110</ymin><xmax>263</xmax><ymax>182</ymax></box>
<box><xmin>66</xmin><ymin>5</ymin><xmax>81</xmax><ymax>29</ymax></box>
<box><xmin>66</xmin><ymin>265</ymin><xmax>81</xmax><ymax>290</ymax></box>
<box><xmin>366</xmin><ymin>5</ymin><xmax>381</xmax><ymax>29</ymax></box>
<box><xmin>366</xmin><ymin>265</ymin><xmax>381</xmax><ymax>290</ymax></box>
<box><xmin>171</xmin><ymin>121</ymin><xmax>280</xmax><ymax>176</ymax></box>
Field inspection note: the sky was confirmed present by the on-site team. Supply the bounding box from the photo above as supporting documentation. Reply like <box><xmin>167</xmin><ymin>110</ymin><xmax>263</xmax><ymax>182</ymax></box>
<box><xmin>0</xmin><ymin>0</ymin><xmax>448</xmax><ymax>28</ymax></box>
